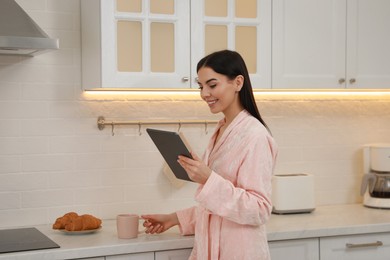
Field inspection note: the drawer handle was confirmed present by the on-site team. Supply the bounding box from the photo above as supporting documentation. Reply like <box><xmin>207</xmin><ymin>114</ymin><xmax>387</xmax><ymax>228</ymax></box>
<box><xmin>346</xmin><ymin>241</ymin><xmax>383</xmax><ymax>249</ymax></box>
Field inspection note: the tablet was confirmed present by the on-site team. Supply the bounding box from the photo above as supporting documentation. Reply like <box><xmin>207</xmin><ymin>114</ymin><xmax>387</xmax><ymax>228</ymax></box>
<box><xmin>146</xmin><ymin>128</ymin><xmax>193</xmax><ymax>182</ymax></box>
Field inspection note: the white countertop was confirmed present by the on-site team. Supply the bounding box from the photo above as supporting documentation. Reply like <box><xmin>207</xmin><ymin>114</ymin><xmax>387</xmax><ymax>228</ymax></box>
<box><xmin>266</xmin><ymin>204</ymin><xmax>390</xmax><ymax>241</ymax></box>
<box><xmin>1</xmin><ymin>204</ymin><xmax>389</xmax><ymax>259</ymax></box>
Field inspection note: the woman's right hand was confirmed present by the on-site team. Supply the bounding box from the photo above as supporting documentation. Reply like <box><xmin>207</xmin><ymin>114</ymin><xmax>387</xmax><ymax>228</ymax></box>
<box><xmin>141</xmin><ymin>213</ymin><xmax>179</xmax><ymax>234</ymax></box>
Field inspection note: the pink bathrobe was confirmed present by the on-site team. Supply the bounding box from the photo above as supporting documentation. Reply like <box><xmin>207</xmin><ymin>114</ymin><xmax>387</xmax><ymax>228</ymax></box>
<box><xmin>176</xmin><ymin>110</ymin><xmax>278</xmax><ymax>260</ymax></box>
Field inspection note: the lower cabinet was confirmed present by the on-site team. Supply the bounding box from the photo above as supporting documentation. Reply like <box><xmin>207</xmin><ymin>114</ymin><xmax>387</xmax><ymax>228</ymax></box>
<box><xmin>78</xmin><ymin>233</ymin><xmax>390</xmax><ymax>260</ymax></box>
<box><xmin>269</xmin><ymin>238</ymin><xmax>319</xmax><ymax>260</ymax></box>
<box><xmin>154</xmin><ymin>248</ymin><xmax>192</xmax><ymax>260</ymax></box>
<box><xmin>320</xmin><ymin>232</ymin><xmax>390</xmax><ymax>260</ymax></box>
<box><xmin>105</xmin><ymin>249</ymin><xmax>191</xmax><ymax>260</ymax></box>
<box><xmin>105</xmin><ymin>252</ymin><xmax>154</xmax><ymax>259</ymax></box>
<box><xmin>269</xmin><ymin>232</ymin><xmax>390</xmax><ymax>260</ymax></box>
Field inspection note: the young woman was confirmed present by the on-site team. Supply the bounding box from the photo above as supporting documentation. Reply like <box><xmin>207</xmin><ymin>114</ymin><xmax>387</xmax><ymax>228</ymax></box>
<box><xmin>142</xmin><ymin>50</ymin><xmax>278</xmax><ymax>260</ymax></box>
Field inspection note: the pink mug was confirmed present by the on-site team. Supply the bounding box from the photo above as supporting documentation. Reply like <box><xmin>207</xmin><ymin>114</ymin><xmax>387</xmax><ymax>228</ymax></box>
<box><xmin>116</xmin><ymin>214</ymin><xmax>140</xmax><ymax>239</ymax></box>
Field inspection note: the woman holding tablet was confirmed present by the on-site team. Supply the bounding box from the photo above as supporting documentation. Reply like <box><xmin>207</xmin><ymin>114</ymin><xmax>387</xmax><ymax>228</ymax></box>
<box><xmin>142</xmin><ymin>50</ymin><xmax>278</xmax><ymax>260</ymax></box>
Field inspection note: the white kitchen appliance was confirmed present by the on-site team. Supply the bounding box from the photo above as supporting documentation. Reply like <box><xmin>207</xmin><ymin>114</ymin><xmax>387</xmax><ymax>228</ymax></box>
<box><xmin>272</xmin><ymin>173</ymin><xmax>315</xmax><ymax>214</ymax></box>
<box><xmin>360</xmin><ymin>144</ymin><xmax>390</xmax><ymax>209</ymax></box>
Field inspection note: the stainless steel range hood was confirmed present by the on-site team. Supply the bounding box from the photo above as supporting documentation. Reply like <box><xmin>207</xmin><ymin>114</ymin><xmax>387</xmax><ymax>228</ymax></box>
<box><xmin>0</xmin><ymin>0</ymin><xmax>59</xmax><ymax>56</ymax></box>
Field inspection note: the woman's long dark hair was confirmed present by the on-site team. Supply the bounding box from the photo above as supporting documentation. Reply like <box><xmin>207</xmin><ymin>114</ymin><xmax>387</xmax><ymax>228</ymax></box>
<box><xmin>197</xmin><ymin>50</ymin><xmax>269</xmax><ymax>131</ymax></box>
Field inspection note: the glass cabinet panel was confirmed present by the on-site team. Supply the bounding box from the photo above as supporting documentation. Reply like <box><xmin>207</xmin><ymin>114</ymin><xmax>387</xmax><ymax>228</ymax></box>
<box><xmin>117</xmin><ymin>21</ymin><xmax>142</xmax><ymax>72</ymax></box>
<box><xmin>151</xmin><ymin>0</ymin><xmax>174</xmax><ymax>14</ymax></box>
<box><xmin>151</xmin><ymin>22</ymin><xmax>174</xmax><ymax>72</ymax></box>
<box><xmin>235</xmin><ymin>0</ymin><xmax>257</xmax><ymax>18</ymax></box>
<box><xmin>205</xmin><ymin>25</ymin><xmax>227</xmax><ymax>54</ymax></box>
<box><xmin>236</xmin><ymin>26</ymin><xmax>257</xmax><ymax>73</ymax></box>
<box><xmin>205</xmin><ymin>0</ymin><xmax>227</xmax><ymax>17</ymax></box>
<box><xmin>117</xmin><ymin>0</ymin><xmax>142</xmax><ymax>12</ymax></box>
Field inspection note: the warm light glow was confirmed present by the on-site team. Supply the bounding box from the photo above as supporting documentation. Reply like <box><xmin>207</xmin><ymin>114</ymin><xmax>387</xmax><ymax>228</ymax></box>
<box><xmin>85</xmin><ymin>89</ymin><xmax>390</xmax><ymax>100</ymax></box>
<box><xmin>84</xmin><ymin>89</ymin><xmax>201</xmax><ymax>96</ymax></box>
<box><xmin>254</xmin><ymin>90</ymin><xmax>390</xmax><ymax>96</ymax></box>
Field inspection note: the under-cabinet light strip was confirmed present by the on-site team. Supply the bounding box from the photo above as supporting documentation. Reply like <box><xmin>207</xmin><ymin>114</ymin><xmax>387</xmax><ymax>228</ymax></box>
<box><xmin>85</xmin><ymin>89</ymin><xmax>390</xmax><ymax>96</ymax></box>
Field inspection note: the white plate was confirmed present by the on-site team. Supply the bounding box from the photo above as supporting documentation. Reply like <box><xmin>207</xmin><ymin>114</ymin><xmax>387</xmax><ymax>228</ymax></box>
<box><xmin>58</xmin><ymin>227</ymin><xmax>102</xmax><ymax>235</ymax></box>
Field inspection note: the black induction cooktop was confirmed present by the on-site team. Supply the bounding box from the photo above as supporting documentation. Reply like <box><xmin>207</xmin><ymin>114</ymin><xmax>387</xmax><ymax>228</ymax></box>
<box><xmin>0</xmin><ymin>227</ymin><xmax>60</xmax><ymax>254</ymax></box>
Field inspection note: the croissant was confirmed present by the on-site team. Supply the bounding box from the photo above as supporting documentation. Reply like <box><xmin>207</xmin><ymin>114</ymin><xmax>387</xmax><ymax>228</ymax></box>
<box><xmin>64</xmin><ymin>214</ymin><xmax>102</xmax><ymax>231</ymax></box>
<box><xmin>52</xmin><ymin>212</ymin><xmax>78</xmax><ymax>229</ymax></box>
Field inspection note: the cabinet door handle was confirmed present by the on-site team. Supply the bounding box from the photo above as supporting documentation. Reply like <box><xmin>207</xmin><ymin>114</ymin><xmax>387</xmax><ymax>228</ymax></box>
<box><xmin>338</xmin><ymin>78</ymin><xmax>345</xmax><ymax>84</ymax></box>
<box><xmin>182</xmin><ymin>77</ymin><xmax>189</xmax><ymax>82</ymax></box>
<box><xmin>349</xmin><ymin>78</ymin><xmax>356</xmax><ymax>84</ymax></box>
<box><xmin>346</xmin><ymin>241</ymin><xmax>383</xmax><ymax>249</ymax></box>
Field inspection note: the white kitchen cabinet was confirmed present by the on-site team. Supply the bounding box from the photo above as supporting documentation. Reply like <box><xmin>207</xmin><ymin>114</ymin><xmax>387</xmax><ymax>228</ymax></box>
<box><xmin>269</xmin><ymin>238</ymin><xmax>319</xmax><ymax>260</ymax></box>
<box><xmin>272</xmin><ymin>0</ymin><xmax>390</xmax><ymax>89</ymax></box>
<box><xmin>154</xmin><ymin>248</ymin><xmax>192</xmax><ymax>260</ymax></box>
<box><xmin>103</xmin><ymin>249</ymin><xmax>191</xmax><ymax>260</ymax></box>
<box><xmin>106</xmin><ymin>252</ymin><xmax>154</xmax><ymax>260</ymax></box>
<box><xmin>320</xmin><ymin>232</ymin><xmax>390</xmax><ymax>260</ymax></box>
<box><xmin>81</xmin><ymin>0</ymin><xmax>190</xmax><ymax>90</ymax></box>
<box><xmin>81</xmin><ymin>0</ymin><xmax>271</xmax><ymax>90</ymax></box>
<box><xmin>191</xmin><ymin>0</ymin><xmax>272</xmax><ymax>90</ymax></box>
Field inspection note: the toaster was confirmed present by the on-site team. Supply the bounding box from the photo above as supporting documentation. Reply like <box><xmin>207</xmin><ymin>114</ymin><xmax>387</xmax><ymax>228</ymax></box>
<box><xmin>271</xmin><ymin>173</ymin><xmax>315</xmax><ymax>214</ymax></box>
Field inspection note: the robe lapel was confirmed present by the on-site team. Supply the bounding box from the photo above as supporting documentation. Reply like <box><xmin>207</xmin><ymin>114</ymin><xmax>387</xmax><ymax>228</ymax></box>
<box><xmin>208</xmin><ymin>110</ymin><xmax>249</xmax><ymax>163</ymax></box>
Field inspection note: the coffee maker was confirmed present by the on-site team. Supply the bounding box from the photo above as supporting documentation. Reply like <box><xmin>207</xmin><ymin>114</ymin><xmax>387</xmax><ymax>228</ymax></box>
<box><xmin>360</xmin><ymin>144</ymin><xmax>390</xmax><ymax>209</ymax></box>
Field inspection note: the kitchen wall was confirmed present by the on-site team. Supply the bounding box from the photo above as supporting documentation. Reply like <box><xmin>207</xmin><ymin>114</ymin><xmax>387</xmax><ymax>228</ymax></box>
<box><xmin>1</xmin><ymin>0</ymin><xmax>390</xmax><ymax>228</ymax></box>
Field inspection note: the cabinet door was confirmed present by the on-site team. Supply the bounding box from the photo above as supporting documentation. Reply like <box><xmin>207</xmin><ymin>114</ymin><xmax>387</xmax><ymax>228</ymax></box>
<box><xmin>191</xmin><ymin>0</ymin><xmax>272</xmax><ymax>89</ymax></box>
<box><xmin>82</xmin><ymin>0</ymin><xmax>190</xmax><ymax>89</ymax></box>
<box><xmin>346</xmin><ymin>0</ymin><xmax>390</xmax><ymax>89</ymax></box>
<box><xmin>320</xmin><ymin>232</ymin><xmax>390</xmax><ymax>260</ymax></box>
<box><xmin>272</xmin><ymin>0</ymin><xmax>346</xmax><ymax>89</ymax></box>
<box><xmin>106</xmin><ymin>252</ymin><xmax>154</xmax><ymax>260</ymax></box>
<box><xmin>269</xmin><ymin>238</ymin><xmax>319</xmax><ymax>260</ymax></box>
<box><xmin>154</xmin><ymin>248</ymin><xmax>192</xmax><ymax>260</ymax></box>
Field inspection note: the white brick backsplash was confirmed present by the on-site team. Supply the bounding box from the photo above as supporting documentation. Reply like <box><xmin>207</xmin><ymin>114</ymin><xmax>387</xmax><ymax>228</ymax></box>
<box><xmin>22</xmin><ymin>101</ymin><xmax>49</xmax><ymax>118</ymax></box>
<box><xmin>0</xmin><ymin>208</ymin><xmax>48</xmax><ymax>227</ymax></box>
<box><xmin>0</xmin><ymin>173</ymin><xmax>46</xmax><ymax>192</ymax></box>
<box><xmin>0</xmin><ymin>193</ymin><xmax>20</xmax><ymax>210</ymax></box>
<box><xmin>48</xmin><ymin>171</ymin><xmax>101</xmax><ymax>189</ymax></box>
<box><xmin>0</xmin><ymin>138</ymin><xmax>20</xmax><ymax>155</ymax></box>
<box><xmin>0</xmin><ymin>137</ymin><xmax>49</xmax><ymax>155</ymax></box>
<box><xmin>99</xmin><ymin>202</ymin><xmax>151</xmax><ymax>219</ymax></box>
<box><xmin>73</xmin><ymin>187</ymin><xmax>124</xmax><ymax>205</ymax></box>
<box><xmin>75</xmin><ymin>152</ymin><xmax>124</xmax><ymax>170</ymax></box>
<box><xmin>21</xmin><ymin>154</ymin><xmax>74</xmax><ymax>172</ymax></box>
<box><xmin>1</xmin><ymin>0</ymin><xmax>390</xmax><ymax>228</ymax></box>
<box><xmin>101</xmin><ymin>168</ymin><xmax>150</xmax><ymax>186</ymax></box>
<box><xmin>0</xmin><ymin>157</ymin><xmax>20</xmax><ymax>174</ymax></box>
<box><xmin>0</xmin><ymin>83</ymin><xmax>20</xmax><ymax>100</ymax></box>
<box><xmin>20</xmin><ymin>137</ymin><xmax>49</xmax><ymax>154</ymax></box>
<box><xmin>0</xmin><ymin>102</ymin><xmax>24</xmax><ymax>118</ymax></box>
<box><xmin>21</xmin><ymin>83</ymin><xmax>75</xmax><ymax>101</ymax></box>
<box><xmin>125</xmin><ymin>183</ymin><xmax>172</xmax><ymax>202</ymax></box>
<box><xmin>21</xmin><ymin>189</ymin><xmax>73</xmax><ymax>208</ymax></box>
<box><xmin>50</xmin><ymin>136</ymin><xmax>101</xmax><ymax>153</ymax></box>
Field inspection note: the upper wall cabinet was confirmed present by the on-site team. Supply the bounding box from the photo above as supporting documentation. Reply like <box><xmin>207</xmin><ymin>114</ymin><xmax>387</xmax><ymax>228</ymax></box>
<box><xmin>272</xmin><ymin>0</ymin><xmax>390</xmax><ymax>89</ymax></box>
<box><xmin>81</xmin><ymin>0</ymin><xmax>271</xmax><ymax>90</ymax></box>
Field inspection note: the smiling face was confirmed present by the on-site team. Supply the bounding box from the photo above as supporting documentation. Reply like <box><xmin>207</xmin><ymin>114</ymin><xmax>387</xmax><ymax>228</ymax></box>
<box><xmin>197</xmin><ymin>66</ymin><xmax>244</xmax><ymax>120</ymax></box>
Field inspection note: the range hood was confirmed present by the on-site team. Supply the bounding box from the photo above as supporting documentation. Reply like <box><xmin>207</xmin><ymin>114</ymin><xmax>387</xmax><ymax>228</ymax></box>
<box><xmin>0</xmin><ymin>0</ymin><xmax>59</xmax><ymax>56</ymax></box>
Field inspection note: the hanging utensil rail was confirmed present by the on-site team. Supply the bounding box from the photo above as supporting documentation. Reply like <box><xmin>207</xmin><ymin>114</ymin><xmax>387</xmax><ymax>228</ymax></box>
<box><xmin>97</xmin><ymin>116</ymin><xmax>219</xmax><ymax>136</ymax></box>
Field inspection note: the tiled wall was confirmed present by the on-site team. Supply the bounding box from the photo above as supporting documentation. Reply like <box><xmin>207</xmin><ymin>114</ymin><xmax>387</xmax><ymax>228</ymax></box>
<box><xmin>0</xmin><ymin>0</ymin><xmax>390</xmax><ymax>228</ymax></box>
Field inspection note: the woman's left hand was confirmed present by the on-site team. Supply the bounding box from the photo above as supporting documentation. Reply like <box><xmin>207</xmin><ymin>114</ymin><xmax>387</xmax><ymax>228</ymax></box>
<box><xmin>177</xmin><ymin>152</ymin><xmax>212</xmax><ymax>184</ymax></box>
